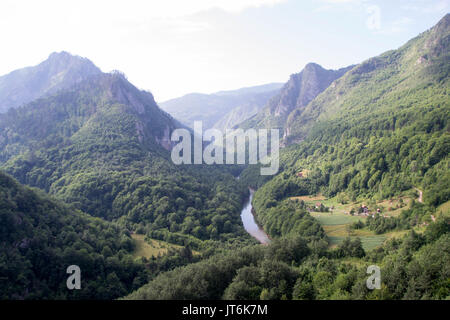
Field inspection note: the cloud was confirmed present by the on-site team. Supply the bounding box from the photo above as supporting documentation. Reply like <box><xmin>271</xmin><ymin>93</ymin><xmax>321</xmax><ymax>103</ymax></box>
<box><xmin>318</xmin><ymin>0</ymin><xmax>364</xmax><ymax>4</ymax></box>
<box><xmin>322</xmin><ymin>0</ymin><xmax>359</xmax><ymax>2</ymax></box>
<box><xmin>74</xmin><ymin>0</ymin><xmax>287</xmax><ymax>18</ymax></box>
<box><xmin>0</xmin><ymin>0</ymin><xmax>287</xmax><ymax>24</ymax></box>
<box><xmin>374</xmin><ymin>16</ymin><xmax>413</xmax><ymax>35</ymax></box>
<box><xmin>401</xmin><ymin>0</ymin><xmax>449</xmax><ymax>14</ymax></box>
<box><xmin>201</xmin><ymin>0</ymin><xmax>287</xmax><ymax>13</ymax></box>
<box><xmin>314</xmin><ymin>0</ymin><xmax>366</xmax><ymax>12</ymax></box>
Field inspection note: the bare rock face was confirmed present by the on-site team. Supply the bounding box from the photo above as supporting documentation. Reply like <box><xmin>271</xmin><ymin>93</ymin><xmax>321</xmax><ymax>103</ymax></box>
<box><xmin>423</xmin><ymin>13</ymin><xmax>449</xmax><ymax>58</ymax></box>
<box><xmin>237</xmin><ymin>62</ymin><xmax>353</xmax><ymax>131</ymax></box>
<box><xmin>270</xmin><ymin>63</ymin><xmax>353</xmax><ymax>119</ymax></box>
<box><xmin>155</xmin><ymin>125</ymin><xmax>174</xmax><ymax>151</ymax></box>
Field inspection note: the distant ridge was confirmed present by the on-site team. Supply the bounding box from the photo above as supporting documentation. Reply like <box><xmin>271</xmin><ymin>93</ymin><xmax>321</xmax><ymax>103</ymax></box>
<box><xmin>0</xmin><ymin>51</ymin><xmax>102</xmax><ymax>113</ymax></box>
<box><xmin>238</xmin><ymin>63</ymin><xmax>353</xmax><ymax>133</ymax></box>
<box><xmin>159</xmin><ymin>83</ymin><xmax>283</xmax><ymax>131</ymax></box>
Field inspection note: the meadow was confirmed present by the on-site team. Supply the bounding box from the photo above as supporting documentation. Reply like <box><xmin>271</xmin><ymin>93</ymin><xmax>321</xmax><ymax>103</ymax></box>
<box><xmin>290</xmin><ymin>193</ymin><xmax>414</xmax><ymax>251</ymax></box>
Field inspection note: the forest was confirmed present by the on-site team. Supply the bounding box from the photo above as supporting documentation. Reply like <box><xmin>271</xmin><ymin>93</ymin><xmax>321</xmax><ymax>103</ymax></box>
<box><xmin>0</xmin><ymin>14</ymin><xmax>449</xmax><ymax>301</ymax></box>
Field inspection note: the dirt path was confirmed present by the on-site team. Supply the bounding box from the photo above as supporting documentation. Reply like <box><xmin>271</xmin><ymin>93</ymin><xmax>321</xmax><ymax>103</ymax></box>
<box><xmin>415</xmin><ymin>188</ymin><xmax>423</xmax><ymax>203</ymax></box>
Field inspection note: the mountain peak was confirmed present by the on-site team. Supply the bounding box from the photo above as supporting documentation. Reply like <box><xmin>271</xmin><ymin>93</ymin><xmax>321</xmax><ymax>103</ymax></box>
<box><xmin>270</xmin><ymin>63</ymin><xmax>352</xmax><ymax>119</ymax></box>
<box><xmin>303</xmin><ymin>62</ymin><xmax>323</xmax><ymax>70</ymax></box>
<box><xmin>285</xmin><ymin>13</ymin><xmax>450</xmax><ymax>144</ymax></box>
<box><xmin>0</xmin><ymin>52</ymin><xmax>102</xmax><ymax>113</ymax></box>
<box><xmin>48</xmin><ymin>50</ymin><xmax>73</xmax><ymax>59</ymax></box>
<box><xmin>434</xmin><ymin>13</ymin><xmax>450</xmax><ymax>31</ymax></box>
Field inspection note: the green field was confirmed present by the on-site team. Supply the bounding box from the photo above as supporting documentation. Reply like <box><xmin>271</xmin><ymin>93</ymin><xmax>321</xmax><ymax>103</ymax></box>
<box><xmin>329</xmin><ymin>235</ymin><xmax>387</xmax><ymax>251</ymax></box>
<box><xmin>293</xmin><ymin>193</ymin><xmax>416</xmax><ymax>251</ymax></box>
<box><xmin>437</xmin><ymin>200</ymin><xmax>450</xmax><ymax>217</ymax></box>
<box><xmin>310</xmin><ymin>212</ymin><xmax>364</xmax><ymax>225</ymax></box>
<box><xmin>131</xmin><ymin>234</ymin><xmax>185</xmax><ymax>259</ymax></box>
<box><xmin>310</xmin><ymin>209</ymin><xmax>386</xmax><ymax>251</ymax></box>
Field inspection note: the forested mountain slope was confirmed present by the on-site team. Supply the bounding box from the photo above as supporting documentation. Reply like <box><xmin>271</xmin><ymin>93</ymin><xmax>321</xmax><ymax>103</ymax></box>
<box><xmin>159</xmin><ymin>83</ymin><xmax>283</xmax><ymax>130</ymax></box>
<box><xmin>285</xmin><ymin>14</ymin><xmax>450</xmax><ymax>144</ymax></box>
<box><xmin>126</xmin><ymin>211</ymin><xmax>449</xmax><ymax>300</ymax></box>
<box><xmin>0</xmin><ymin>52</ymin><xmax>102</xmax><ymax>113</ymax></box>
<box><xmin>246</xmin><ymin>14</ymin><xmax>449</xmax><ymax>215</ymax></box>
<box><xmin>0</xmin><ymin>171</ymin><xmax>148</xmax><ymax>299</ymax></box>
<box><xmin>1</xmin><ymin>11</ymin><xmax>449</xmax><ymax>303</ymax></box>
<box><xmin>0</xmin><ymin>72</ymin><xmax>249</xmax><ymax>245</ymax></box>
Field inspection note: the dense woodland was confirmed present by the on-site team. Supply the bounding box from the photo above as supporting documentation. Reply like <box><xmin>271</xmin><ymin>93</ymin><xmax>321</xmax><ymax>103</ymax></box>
<box><xmin>0</xmin><ymin>171</ymin><xmax>148</xmax><ymax>299</ymax></box>
<box><xmin>0</xmin><ymin>74</ymin><xmax>251</xmax><ymax>246</ymax></box>
<box><xmin>126</xmin><ymin>217</ymin><xmax>449</xmax><ymax>300</ymax></box>
<box><xmin>0</xmin><ymin>15</ymin><xmax>449</xmax><ymax>300</ymax></box>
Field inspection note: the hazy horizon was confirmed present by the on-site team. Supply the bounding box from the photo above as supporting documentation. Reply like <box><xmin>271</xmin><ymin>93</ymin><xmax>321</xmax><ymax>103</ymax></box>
<box><xmin>0</xmin><ymin>0</ymin><xmax>448</xmax><ymax>101</ymax></box>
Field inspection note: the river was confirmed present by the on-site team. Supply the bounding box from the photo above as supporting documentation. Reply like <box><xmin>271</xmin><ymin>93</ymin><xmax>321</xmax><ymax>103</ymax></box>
<box><xmin>240</xmin><ymin>189</ymin><xmax>271</xmax><ymax>245</ymax></box>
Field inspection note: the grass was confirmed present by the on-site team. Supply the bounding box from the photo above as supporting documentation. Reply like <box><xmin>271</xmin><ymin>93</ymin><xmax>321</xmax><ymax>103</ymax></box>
<box><xmin>310</xmin><ymin>212</ymin><xmax>364</xmax><ymax>225</ymax></box>
<box><xmin>385</xmin><ymin>230</ymin><xmax>409</xmax><ymax>240</ymax></box>
<box><xmin>290</xmin><ymin>194</ymin><xmax>326</xmax><ymax>202</ymax></box>
<box><xmin>131</xmin><ymin>234</ymin><xmax>183</xmax><ymax>259</ymax></box>
<box><xmin>311</xmin><ymin>209</ymin><xmax>387</xmax><ymax>251</ymax></box>
<box><xmin>323</xmin><ymin>225</ymin><xmax>372</xmax><ymax>237</ymax></box>
<box><xmin>329</xmin><ymin>235</ymin><xmax>387</xmax><ymax>251</ymax></box>
<box><xmin>372</xmin><ymin>197</ymin><xmax>411</xmax><ymax>217</ymax></box>
<box><xmin>291</xmin><ymin>192</ymin><xmax>416</xmax><ymax>251</ymax></box>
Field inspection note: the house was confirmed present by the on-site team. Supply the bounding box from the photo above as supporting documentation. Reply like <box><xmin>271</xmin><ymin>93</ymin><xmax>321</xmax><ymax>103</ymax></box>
<box><xmin>296</xmin><ymin>172</ymin><xmax>303</xmax><ymax>178</ymax></box>
<box><xmin>360</xmin><ymin>204</ymin><xmax>369</xmax><ymax>215</ymax></box>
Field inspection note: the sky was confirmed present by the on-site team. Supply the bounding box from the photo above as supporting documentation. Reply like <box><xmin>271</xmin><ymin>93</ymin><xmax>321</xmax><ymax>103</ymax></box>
<box><xmin>0</xmin><ymin>0</ymin><xmax>448</xmax><ymax>101</ymax></box>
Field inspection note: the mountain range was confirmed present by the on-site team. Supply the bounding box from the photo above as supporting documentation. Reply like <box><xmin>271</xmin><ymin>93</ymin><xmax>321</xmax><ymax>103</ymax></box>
<box><xmin>126</xmin><ymin>14</ymin><xmax>449</xmax><ymax>301</ymax></box>
<box><xmin>238</xmin><ymin>63</ymin><xmax>354</xmax><ymax>135</ymax></box>
<box><xmin>159</xmin><ymin>83</ymin><xmax>283</xmax><ymax>131</ymax></box>
<box><xmin>0</xmin><ymin>51</ymin><xmax>102</xmax><ymax>113</ymax></box>
<box><xmin>0</xmin><ymin>52</ymin><xmax>249</xmax><ymax>245</ymax></box>
<box><xmin>0</xmin><ymin>13</ymin><xmax>449</xmax><ymax>301</ymax></box>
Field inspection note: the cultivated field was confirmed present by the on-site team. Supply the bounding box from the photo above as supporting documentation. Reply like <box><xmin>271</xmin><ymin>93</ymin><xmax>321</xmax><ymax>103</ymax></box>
<box><xmin>131</xmin><ymin>234</ymin><xmax>187</xmax><ymax>259</ymax></box>
<box><xmin>290</xmin><ymin>193</ymin><xmax>415</xmax><ymax>251</ymax></box>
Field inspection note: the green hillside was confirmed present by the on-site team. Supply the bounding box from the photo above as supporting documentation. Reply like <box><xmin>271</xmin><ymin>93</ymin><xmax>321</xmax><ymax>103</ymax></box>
<box><xmin>1</xmin><ymin>12</ymin><xmax>449</xmax><ymax>302</ymax></box>
<box><xmin>238</xmin><ymin>63</ymin><xmax>353</xmax><ymax>132</ymax></box>
<box><xmin>286</xmin><ymin>13</ymin><xmax>450</xmax><ymax>143</ymax></box>
<box><xmin>0</xmin><ymin>73</ymin><xmax>250</xmax><ymax>246</ymax></box>
<box><xmin>126</xmin><ymin>14</ymin><xmax>450</xmax><ymax>301</ymax></box>
<box><xmin>0</xmin><ymin>171</ymin><xmax>149</xmax><ymax>299</ymax></box>
<box><xmin>248</xmin><ymin>14</ymin><xmax>449</xmax><ymax>224</ymax></box>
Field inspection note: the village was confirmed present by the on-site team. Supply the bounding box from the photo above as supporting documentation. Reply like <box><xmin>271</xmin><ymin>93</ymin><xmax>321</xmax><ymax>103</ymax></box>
<box><xmin>295</xmin><ymin>171</ymin><xmax>436</xmax><ymax>228</ymax></box>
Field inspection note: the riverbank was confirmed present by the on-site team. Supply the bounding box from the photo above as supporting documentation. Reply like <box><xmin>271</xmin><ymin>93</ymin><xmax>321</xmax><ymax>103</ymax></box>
<box><xmin>240</xmin><ymin>188</ymin><xmax>271</xmax><ymax>245</ymax></box>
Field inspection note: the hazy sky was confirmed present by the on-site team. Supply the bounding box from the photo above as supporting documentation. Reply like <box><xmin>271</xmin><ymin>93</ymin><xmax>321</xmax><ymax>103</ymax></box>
<box><xmin>0</xmin><ymin>0</ymin><xmax>448</xmax><ymax>101</ymax></box>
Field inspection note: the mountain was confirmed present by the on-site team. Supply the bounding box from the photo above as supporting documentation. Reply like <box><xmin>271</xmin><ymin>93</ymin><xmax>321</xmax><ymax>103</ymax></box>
<box><xmin>0</xmin><ymin>66</ymin><xmax>249</xmax><ymax>245</ymax></box>
<box><xmin>0</xmin><ymin>71</ymin><xmax>180</xmax><ymax>161</ymax></box>
<box><xmin>284</xmin><ymin>13</ymin><xmax>450</xmax><ymax>144</ymax></box>
<box><xmin>0</xmin><ymin>51</ymin><xmax>102</xmax><ymax>113</ymax></box>
<box><xmin>159</xmin><ymin>83</ymin><xmax>283</xmax><ymax>130</ymax></box>
<box><xmin>2</xmin><ymin>12</ymin><xmax>449</xmax><ymax>302</ymax></box>
<box><xmin>126</xmin><ymin>14</ymin><xmax>450</xmax><ymax>301</ymax></box>
<box><xmin>238</xmin><ymin>63</ymin><xmax>353</xmax><ymax>134</ymax></box>
<box><xmin>247</xmin><ymin>13</ymin><xmax>450</xmax><ymax>234</ymax></box>
<box><xmin>0</xmin><ymin>171</ymin><xmax>148</xmax><ymax>299</ymax></box>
